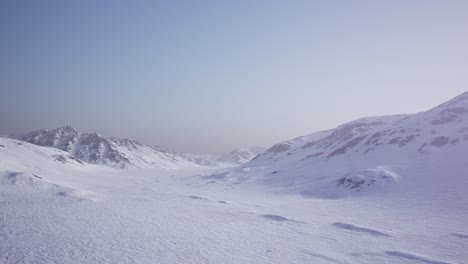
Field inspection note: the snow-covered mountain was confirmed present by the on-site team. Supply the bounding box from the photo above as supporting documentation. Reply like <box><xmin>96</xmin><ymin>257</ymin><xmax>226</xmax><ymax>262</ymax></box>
<box><xmin>181</xmin><ymin>147</ymin><xmax>265</xmax><ymax>167</ymax></box>
<box><xmin>7</xmin><ymin>126</ymin><xmax>203</xmax><ymax>169</ymax></box>
<box><xmin>6</xmin><ymin>126</ymin><xmax>262</xmax><ymax>169</ymax></box>
<box><xmin>216</xmin><ymin>148</ymin><xmax>265</xmax><ymax>164</ymax></box>
<box><xmin>209</xmin><ymin>91</ymin><xmax>468</xmax><ymax>198</ymax></box>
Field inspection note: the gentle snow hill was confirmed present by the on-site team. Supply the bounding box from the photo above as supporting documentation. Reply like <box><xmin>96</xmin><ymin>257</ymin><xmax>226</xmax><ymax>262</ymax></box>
<box><xmin>7</xmin><ymin>126</ymin><xmax>206</xmax><ymax>169</ymax></box>
<box><xmin>210</xmin><ymin>91</ymin><xmax>468</xmax><ymax>199</ymax></box>
<box><xmin>0</xmin><ymin>137</ymin><xmax>87</xmax><ymax>171</ymax></box>
<box><xmin>0</xmin><ymin>137</ymin><xmax>108</xmax><ymax>200</ymax></box>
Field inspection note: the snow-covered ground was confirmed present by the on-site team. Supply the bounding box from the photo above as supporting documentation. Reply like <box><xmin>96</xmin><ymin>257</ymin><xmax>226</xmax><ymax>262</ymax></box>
<box><xmin>1</xmin><ymin>137</ymin><xmax>467</xmax><ymax>264</ymax></box>
<box><xmin>1</xmin><ymin>92</ymin><xmax>468</xmax><ymax>264</ymax></box>
<box><xmin>1</xmin><ymin>169</ymin><xmax>467</xmax><ymax>264</ymax></box>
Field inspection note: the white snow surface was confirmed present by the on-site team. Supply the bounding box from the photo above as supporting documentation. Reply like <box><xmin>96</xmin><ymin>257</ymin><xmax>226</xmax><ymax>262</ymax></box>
<box><xmin>1</xmin><ymin>92</ymin><xmax>468</xmax><ymax>264</ymax></box>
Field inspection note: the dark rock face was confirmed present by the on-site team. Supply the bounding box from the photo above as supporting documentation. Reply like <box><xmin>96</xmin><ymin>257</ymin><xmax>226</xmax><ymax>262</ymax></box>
<box><xmin>336</xmin><ymin>177</ymin><xmax>366</xmax><ymax>189</ymax></box>
<box><xmin>265</xmin><ymin>142</ymin><xmax>292</xmax><ymax>154</ymax></box>
<box><xmin>430</xmin><ymin>136</ymin><xmax>451</xmax><ymax>147</ymax></box>
<box><xmin>389</xmin><ymin>137</ymin><xmax>401</xmax><ymax>145</ymax></box>
<box><xmin>432</xmin><ymin>107</ymin><xmax>468</xmax><ymax>125</ymax></box>
<box><xmin>332</xmin><ymin>169</ymin><xmax>398</xmax><ymax>194</ymax></box>
<box><xmin>318</xmin><ymin>123</ymin><xmax>371</xmax><ymax>150</ymax></box>
<box><xmin>327</xmin><ymin>136</ymin><xmax>367</xmax><ymax>158</ymax></box>
<box><xmin>301</xmin><ymin>141</ymin><xmax>317</xmax><ymax>149</ymax></box>
<box><xmin>52</xmin><ymin>154</ymin><xmax>84</xmax><ymax>165</ymax></box>
<box><xmin>73</xmin><ymin>133</ymin><xmax>131</xmax><ymax>165</ymax></box>
<box><xmin>303</xmin><ymin>152</ymin><xmax>324</xmax><ymax>160</ymax></box>
<box><xmin>300</xmin><ymin>119</ymin><xmax>401</xmax><ymax>161</ymax></box>
<box><xmin>17</xmin><ymin>126</ymin><xmax>79</xmax><ymax>153</ymax></box>
<box><xmin>15</xmin><ymin>127</ymin><xmax>133</xmax><ymax>167</ymax></box>
<box><xmin>398</xmin><ymin>135</ymin><xmax>417</xmax><ymax>147</ymax></box>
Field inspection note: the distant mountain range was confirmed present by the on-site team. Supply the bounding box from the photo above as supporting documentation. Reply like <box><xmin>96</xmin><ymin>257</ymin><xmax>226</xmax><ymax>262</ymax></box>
<box><xmin>3</xmin><ymin>91</ymin><xmax>468</xmax><ymax>199</ymax></box>
<box><xmin>5</xmin><ymin>126</ymin><xmax>263</xmax><ymax>169</ymax></box>
<box><xmin>182</xmin><ymin>147</ymin><xmax>265</xmax><ymax>167</ymax></box>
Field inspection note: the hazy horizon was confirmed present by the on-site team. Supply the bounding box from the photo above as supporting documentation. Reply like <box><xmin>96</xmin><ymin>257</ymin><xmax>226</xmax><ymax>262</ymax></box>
<box><xmin>1</xmin><ymin>1</ymin><xmax>468</xmax><ymax>154</ymax></box>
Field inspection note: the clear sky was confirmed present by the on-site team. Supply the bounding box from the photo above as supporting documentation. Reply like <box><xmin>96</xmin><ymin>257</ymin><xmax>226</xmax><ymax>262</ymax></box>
<box><xmin>1</xmin><ymin>0</ymin><xmax>467</xmax><ymax>154</ymax></box>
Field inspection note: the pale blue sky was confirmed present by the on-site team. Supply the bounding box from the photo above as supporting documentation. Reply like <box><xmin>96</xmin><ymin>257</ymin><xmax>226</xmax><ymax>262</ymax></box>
<box><xmin>1</xmin><ymin>0</ymin><xmax>467</xmax><ymax>153</ymax></box>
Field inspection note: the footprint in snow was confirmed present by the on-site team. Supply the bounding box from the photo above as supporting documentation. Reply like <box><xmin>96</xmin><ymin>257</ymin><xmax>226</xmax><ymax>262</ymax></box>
<box><xmin>260</xmin><ymin>214</ymin><xmax>290</xmax><ymax>222</ymax></box>
<box><xmin>450</xmin><ymin>233</ymin><xmax>468</xmax><ymax>239</ymax></box>
<box><xmin>332</xmin><ymin>222</ymin><xmax>391</xmax><ymax>237</ymax></box>
<box><xmin>385</xmin><ymin>251</ymin><xmax>454</xmax><ymax>264</ymax></box>
<box><xmin>302</xmin><ymin>251</ymin><xmax>343</xmax><ymax>263</ymax></box>
<box><xmin>187</xmin><ymin>195</ymin><xmax>208</xmax><ymax>200</ymax></box>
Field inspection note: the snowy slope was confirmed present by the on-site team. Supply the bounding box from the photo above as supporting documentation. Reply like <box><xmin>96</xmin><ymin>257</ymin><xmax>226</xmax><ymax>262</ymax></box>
<box><xmin>209</xmin><ymin>92</ymin><xmax>468</xmax><ymax>198</ymax></box>
<box><xmin>0</xmin><ymin>137</ymin><xmax>88</xmax><ymax>171</ymax></box>
<box><xmin>7</xmin><ymin>126</ymin><xmax>203</xmax><ymax>169</ymax></box>
<box><xmin>0</xmin><ymin>137</ymin><xmax>113</xmax><ymax>201</ymax></box>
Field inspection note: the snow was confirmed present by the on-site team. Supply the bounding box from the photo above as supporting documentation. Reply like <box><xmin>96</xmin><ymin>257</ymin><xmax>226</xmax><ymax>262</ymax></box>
<box><xmin>1</xmin><ymin>140</ymin><xmax>467</xmax><ymax>264</ymax></box>
<box><xmin>1</xmin><ymin>92</ymin><xmax>468</xmax><ymax>263</ymax></box>
<box><xmin>1</xmin><ymin>164</ymin><xmax>466</xmax><ymax>263</ymax></box>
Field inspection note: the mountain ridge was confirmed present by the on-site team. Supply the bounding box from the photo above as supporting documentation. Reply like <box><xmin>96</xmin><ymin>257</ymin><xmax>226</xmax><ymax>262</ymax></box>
<box><xmin>6</xmin><ymin>126</ymin><xmax>263</xmax><ymax>169</ymax></box>
<box><xmin>208</xmin><ymin>91</ymin><xmax>468</xmax><ymax>198</ymax></box>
